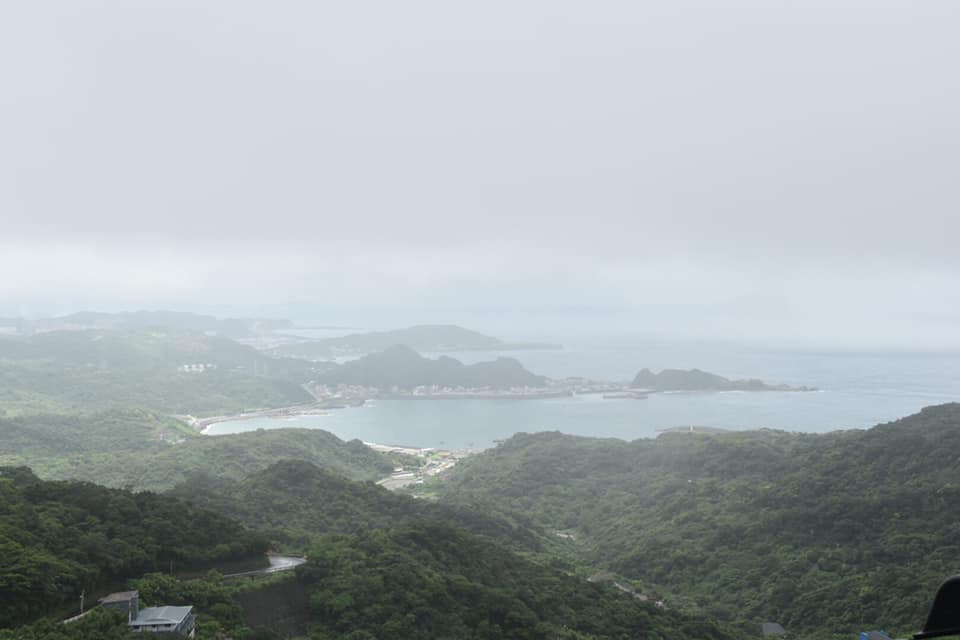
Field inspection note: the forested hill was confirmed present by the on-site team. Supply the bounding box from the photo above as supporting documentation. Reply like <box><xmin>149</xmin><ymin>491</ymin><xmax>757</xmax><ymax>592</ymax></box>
<box><xmin>432</xmin><ymin>404</ymin><xmax>960</xmax><ymax>638</ymax></box>
<box><xmin>169</xmin><ymin>459</ymin><xmax>545</xmax><ymax>552</ymax></box>
<box><xmin>317</xmin><ymin>344</ymin><xmax>547</xmax><ymax>389</ymax></box>
<box><xmin>297</xmin><ymin>521</ymin><xmax>742</xmax><ymax>640</ymax></box>
<box><xmin>0</xmin><ymin>408</ymin><xmax>194</xmax><ymax>459</ymax></box>
<box><xmin>0</xmin><ymin>467</ymin><xmax>267</xmax><ymax>628</ymax></box>
<box><xmin>0</xmin><ymin>329</ymin><xmax>314</xmax><ymax>416</ymax></box>
<box><xmin>0</xmin><ymin>328</ymin><xmax>298</xmax><ymax>373</ymax></box>
<box><xmin>34</xmin><ymin>310</ymin><xmax>293</xmax><ymax>336</ymax></box>
<box><xmin>16</xmin><ymin>427</ymin><xmax>393</xmax><ymax>492</ymax></box>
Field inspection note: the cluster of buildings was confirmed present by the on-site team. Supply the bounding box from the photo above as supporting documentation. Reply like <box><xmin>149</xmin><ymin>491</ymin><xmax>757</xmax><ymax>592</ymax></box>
<box><xmin>177</xmin><ymin>363</ymin><xmax>217</xmax><ymax>373</ymax></box>
<box><xmin>308</xmin><ymin>383</ymin><xmax>371</xmax><ymax>405</ymax></box>
<box><xmin>369</xmin><ymin>442</ymin><xmax>473</xmax><ymax>490</ymax></box>
<box><xmin>309</xmin><ymin>382</ymin><xmax>576</xmax><ymax>402</ymax></box>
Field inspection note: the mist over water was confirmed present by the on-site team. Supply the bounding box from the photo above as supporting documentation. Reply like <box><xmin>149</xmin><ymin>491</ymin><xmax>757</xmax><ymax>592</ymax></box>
<box><xmin>207</xmin><ymin>334</ymin><xmax>960</xmax><ymax>448</ymax></box>
<box><xmin>4</xmin><ymin>3</ymin><xmax>960</xmax><ymax>638</ymax></box>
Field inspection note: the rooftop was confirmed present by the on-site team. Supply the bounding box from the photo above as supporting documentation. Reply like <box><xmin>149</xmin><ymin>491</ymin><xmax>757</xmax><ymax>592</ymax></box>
<box><xmin>130</xmin><ymin>606</ymin><xmax>193</xmax><ymax>627</ymax></box>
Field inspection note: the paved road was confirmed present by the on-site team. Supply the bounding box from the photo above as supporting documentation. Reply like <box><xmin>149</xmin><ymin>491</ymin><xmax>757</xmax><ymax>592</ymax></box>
<box><xmin>223</xmin><ymin>554</ymin><xmax>306</xmax><ymax>579</ymax></box>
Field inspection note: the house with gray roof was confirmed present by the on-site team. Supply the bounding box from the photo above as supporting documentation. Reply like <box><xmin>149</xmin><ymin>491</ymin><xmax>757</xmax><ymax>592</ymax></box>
<box><xmin>129</xmin><ymin>605</ymin><xmax>196</xmax><ymax>637</ymax></box>
<box><xmin>96</xmin><ymin>591</ymin><xmax>196</xmax><ymax>637</ymax></box>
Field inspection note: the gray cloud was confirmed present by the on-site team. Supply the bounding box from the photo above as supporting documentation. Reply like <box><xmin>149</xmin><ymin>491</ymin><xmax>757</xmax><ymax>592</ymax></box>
<box><xmin>1</xmin><ymin>1</ymin><xmax>958</xmax><ymax>344</ymax></box>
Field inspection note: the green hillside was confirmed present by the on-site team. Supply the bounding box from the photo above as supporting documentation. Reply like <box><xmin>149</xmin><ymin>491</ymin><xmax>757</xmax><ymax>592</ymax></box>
<box><xmin>0</xmin><ymin>608</ymin><xmax>131</xmax><ymax>640</ymax></box>
<box><xmin>168</xmin><ymin>459</ymin><xmax>545</xmax><ymax>552</ymax></box>
<box><xmin>19</xmin><ymin>428</ymin><xmax>394</xmax><ymax>492</ymax></box>
<box><xmin>0</xmin><ymin>467</ymin><xmax>267</xmax><ymax>628</ymax></box>
<box><xmin>298</xmin><ymin>521</ymin><xmax>742</xmax><ymax>640</ymax></box>
<box><xmin>0</xmin><ymin>409</ymin><xmax>195</xmax><ymax>460</ymax></box>
<box><xmin>0</xmin><ymin>330</ymin><xmax>314</xmax><ymax>416</ymax></box>
<box><xmin>430</xmin><ymin>404</ymin><xmax>960</xmax><ymax>638</ymax></box>
<box><xmin>0</xmin><ymin>329</ymin><xmax>294</xmax><ymax>371</ymax></box>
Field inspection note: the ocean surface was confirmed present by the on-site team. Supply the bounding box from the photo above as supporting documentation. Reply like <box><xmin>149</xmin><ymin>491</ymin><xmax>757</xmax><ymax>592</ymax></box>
<box><xmin>205</xmin><ymin>337</ymin><xmax>960</xmax><ymax>449</ymax></box>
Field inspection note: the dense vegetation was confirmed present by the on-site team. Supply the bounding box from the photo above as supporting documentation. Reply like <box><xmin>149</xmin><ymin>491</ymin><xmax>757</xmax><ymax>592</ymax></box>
<box><xmin>431</xmin><ymin>404</ymin><xmax>960</xmax><ymax>638</ymax></box>
<box><xmin>4</xmin><ymin>321</ymin><xmax>953</xmax><ymax>640</ymax></box>
<box><xmin>131</xmin><ymin>570</ymin><xmax>299</xmax><ymax>640</ymax></box>
<box><xmin>0</xmin><ymin>329</ymin><xmax>302</xmax><ymax>374</ymax></box>
<box><xmin>631</xmin><ymin>367</ymin><xmax>812</xmax><ymax>391</ymax></box>
<box><xmin>0</xmin><ymin>408</ymin><xmax>194</xmax><ymax>460</ymax></box>
<box><xmin>0</xmin><ymin>570</ymin><xmax>305</xmax><ymax>639</ymax></box>
<box><xmin>0</xmin><ymin>467</ymin><xmax>267</xmax><ymax>628</ymax></box>
<box><xmin>297</xmin><ymin>521</ymin><xmax>741</xmax><ymax>640</ymax></box>
<box><xmin>317</xmin><ymin>344</ymin><xmax>547</xmax><ymax>390</ymax></box>
<box><xmin>0</xmin><ymin>405</ymin><xmax>394</xmax><ymax>493</ymax></box>
<box><xmin>0</xmin><ymin>358</ymin><xmax>312</xmax><ymax>416</ymax></box>
<box><xmin>25</xmin><ymin>428</ymin><xmax>394</xmax><ymax>492</ymax></box>
<box><xmin>0</xmin><ymin>608</ymin><xmax>131</xmax><ymax>640</ymax></box>
<box><xmin>169</xmin><ymin>459</ymin><xmax>545</xmax><ymax>552</ymax></box>
<box><xmin>0</xmin><ymin>329</ymin><xmax>314</xmax><ymax>416</ymax></box>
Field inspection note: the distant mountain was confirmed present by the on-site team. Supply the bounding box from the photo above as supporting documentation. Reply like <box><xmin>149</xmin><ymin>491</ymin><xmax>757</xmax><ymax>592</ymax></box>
<box><xmin>0</xmin><ymin>329</ymin><xmax>315</xmax><ymax>415</ymax></box>
<box><xmin>631</xmin><ymin>367</ymin><xmax>814</xmax><ymax>391</ymax></box>
<box><xmin>0</xmin><ymin>327</ymin><xmax>314</xmax><ymax>373</ymax></box>
<box><xmin>30</xmin><ymin>310</ymin><xmax>293</xmax><ymax>338</ymax></box>
<box><xmin>317</xmin><ymin>345</ymin><xmax>548</xmax><ymax>390</ymax></box>
<box><xmin>273</xmin><ymin>324</ymin><xmax>561</xmax><ymax>359</ymax></box>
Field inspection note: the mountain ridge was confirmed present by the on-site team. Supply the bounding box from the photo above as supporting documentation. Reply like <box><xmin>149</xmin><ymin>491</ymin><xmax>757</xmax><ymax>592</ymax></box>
<box><xmin>429</xmin><ymin>403</ymin><xmax>960</xmax><ymax>638</ymax></box>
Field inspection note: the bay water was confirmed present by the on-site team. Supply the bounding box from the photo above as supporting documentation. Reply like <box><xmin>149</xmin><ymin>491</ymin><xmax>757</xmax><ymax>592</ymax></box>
<box><xmin>205</xmin><ymin>337</ymin><xmax>960</xmax><ymax>449</ymax></box>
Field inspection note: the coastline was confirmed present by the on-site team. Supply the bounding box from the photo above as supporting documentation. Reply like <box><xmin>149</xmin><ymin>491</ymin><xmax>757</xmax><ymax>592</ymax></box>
<box><xmin>381</xmin><ymin>389</ymin><xmax>573</xmax><ymax>400</ymax></box>
<box><xmin>174</xmin><ymin>402</ymin><xmax>344</xmax><ymax>433</ymax></box>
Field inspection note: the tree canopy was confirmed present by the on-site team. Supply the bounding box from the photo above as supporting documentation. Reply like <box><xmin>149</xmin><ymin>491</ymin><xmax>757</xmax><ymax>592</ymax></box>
<box><xmin>431</xmin><ymin>404</ymin><xmax>960</xmax><ymax>638</ymax></box>
<box><xmin>0</xmin><ymin>467</ymin><xmax>267</xmax><ymax>628</ymax></box>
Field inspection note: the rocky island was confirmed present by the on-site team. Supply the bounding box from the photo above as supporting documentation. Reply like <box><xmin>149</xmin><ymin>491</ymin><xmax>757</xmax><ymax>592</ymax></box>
<box><xmin>310</xmin><ymin>345</ymin><xmax>564</xmax><ymax>399</ymax></box>
<box><xmin>631</xmin><ymin>368</ymin><xmax>816</xmax><ymax>392</ymax></box>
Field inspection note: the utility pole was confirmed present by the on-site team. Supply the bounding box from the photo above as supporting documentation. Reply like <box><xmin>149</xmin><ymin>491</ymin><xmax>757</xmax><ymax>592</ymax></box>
<box><xmin>80</xmin><ymin>589</ymin><xmax>85</xmax><ymax>614</ymax></box>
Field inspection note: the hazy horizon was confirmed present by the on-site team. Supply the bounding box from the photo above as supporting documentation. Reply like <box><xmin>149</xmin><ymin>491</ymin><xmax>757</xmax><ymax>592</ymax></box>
<box><xmin>2</xmin><ymin>1</ymin><xmax>958</xmax><ymax>349</ymax></box>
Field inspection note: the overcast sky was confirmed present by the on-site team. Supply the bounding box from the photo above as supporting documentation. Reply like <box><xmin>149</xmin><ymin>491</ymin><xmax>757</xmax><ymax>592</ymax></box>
<box><xmin>1</xmin><ymin>1</ymin><xmax>957</xmax><ymax>346</ymax></box>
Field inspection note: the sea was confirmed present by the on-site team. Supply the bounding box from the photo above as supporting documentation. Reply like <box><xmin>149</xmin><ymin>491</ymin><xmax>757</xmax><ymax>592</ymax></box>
<box><xmin>204</xmin><ymin>335</ymin><xmax>960</xmax><ymax>450</ymax></box>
